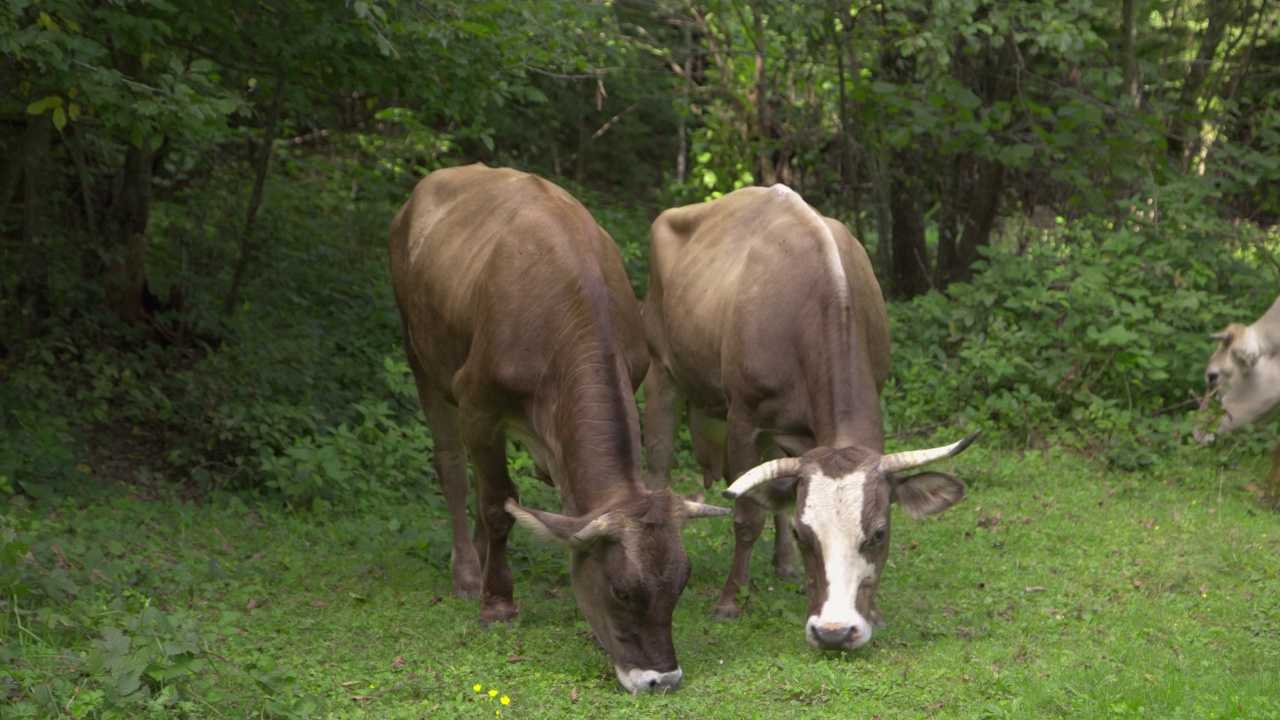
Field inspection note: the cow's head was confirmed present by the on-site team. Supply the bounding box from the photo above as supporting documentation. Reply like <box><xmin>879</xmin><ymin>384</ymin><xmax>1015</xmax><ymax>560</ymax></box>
<box><xmin>505</xmin><ymin>492</ymin><xmax>728</xmax><ymax>693</ymax></box>
<box><xmin>723</xmin><ymin>431</ymin><xmax>979</xmax><ymax>651</ymax></box>
<box><xmin>1200</xmin><ymin>322</ymin><xmax>1280</xmax><ymax>440</ymax></box>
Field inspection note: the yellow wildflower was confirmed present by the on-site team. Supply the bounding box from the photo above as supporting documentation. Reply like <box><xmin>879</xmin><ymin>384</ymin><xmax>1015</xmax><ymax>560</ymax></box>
<box><xmin>501</xmin><ymin>696</ymin><xmax>511</xmax><ymax>705</ymax></box>
<box><xmin>474</xmin><ymin>684</ymin><xmax>482</xmax><ymax>692</ymax></box>
<box><xmin>489</xmin><ymin>689</ymin><xmax>498</xmax><ymax>698</ymax></box>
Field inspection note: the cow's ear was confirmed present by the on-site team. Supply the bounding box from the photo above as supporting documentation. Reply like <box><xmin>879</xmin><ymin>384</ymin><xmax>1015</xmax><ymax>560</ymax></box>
<box><xmin>734</xmin><ymin>476</ymin><xmax>800</xmax><ymax>511</ymax></box>
<box><xmin>1231</xmin><ymin>329</ymin><xmax>1263</xmax><ymax>369</ymax></box>
<box><xmin>505</xmin><ymin>500</ymin><xmax>618</xmax><ymax>548</ymax></box>
<box><xmin>891</xmin><ymin>472</ymin><xmax>965</xmax><ymax>518</ymax></box>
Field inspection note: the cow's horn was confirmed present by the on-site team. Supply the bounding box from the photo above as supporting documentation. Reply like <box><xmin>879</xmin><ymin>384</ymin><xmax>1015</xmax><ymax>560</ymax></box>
<box><xmin>723</xmin><ymin>457</ymin><xmax>804</xmax><ymax>500</ymax></box>
<box><xmin>879</xmin><ymin>430</ymin><xmax>981</xmax><ymax>474</ymax></box>
<box><xmin>570</xmin><ymin>511</ymin><xmax>620</xmax><ymax>544</ymax></box>
<box><xmin>684</xmin><ymin>500</ymin><xmax>732</xmax><ymax>518</ymax></box>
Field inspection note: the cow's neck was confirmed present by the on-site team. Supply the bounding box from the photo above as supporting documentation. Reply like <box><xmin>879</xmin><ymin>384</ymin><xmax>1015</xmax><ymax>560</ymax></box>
<box><xmin>538</xmin><ymin>348</ymin><xmax>643</xmax><ymax>515</ymax></box>
<box><xmin>801</xmin><ymin>303</ymin><xmax>885</xmax><ymax>453</ymax></box>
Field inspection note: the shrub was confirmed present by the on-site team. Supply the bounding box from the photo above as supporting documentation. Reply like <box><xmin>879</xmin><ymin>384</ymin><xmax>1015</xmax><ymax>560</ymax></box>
<box><xmin>885</xmin><ymin>205</ymin><xmax>1279</xmax><ymax>467</ymax></box>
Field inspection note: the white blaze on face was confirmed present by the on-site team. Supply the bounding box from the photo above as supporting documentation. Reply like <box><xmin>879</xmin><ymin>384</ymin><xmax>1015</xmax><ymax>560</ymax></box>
<box><xmin>799</xmin><ymin>470</ymin><xmax>875</xmax><ymax>649</ymax></box>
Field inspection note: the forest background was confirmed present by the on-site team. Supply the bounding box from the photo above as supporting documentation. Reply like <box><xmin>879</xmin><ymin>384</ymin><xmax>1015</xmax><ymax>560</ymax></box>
<box><xmin>1</xmin><ymin>0</ymin><xmax>1279</xmax><ymax>717</ymax></box>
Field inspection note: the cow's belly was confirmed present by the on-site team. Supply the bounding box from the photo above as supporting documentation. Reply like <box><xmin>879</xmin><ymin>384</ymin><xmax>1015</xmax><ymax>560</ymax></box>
<box><xmin>663</xmin><ymin>325</ymin><xmax>729</xmax><ymax>418</ymax></box>
<box><xmin>660</xmin><ymin>274</ymin><xmax>736</xmax><ymax>416</ymax></box>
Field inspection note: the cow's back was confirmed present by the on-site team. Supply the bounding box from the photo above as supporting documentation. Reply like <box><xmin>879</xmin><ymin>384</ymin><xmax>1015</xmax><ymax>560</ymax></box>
<box><xmin>647</xmin><ymin>185</ymin><xmax>887</xmax><ymax>417</ymax></box>
<box><xmin>390</xmin><ymin>164</ymin><xmax>646</xmax><ymax>401</ymax></box>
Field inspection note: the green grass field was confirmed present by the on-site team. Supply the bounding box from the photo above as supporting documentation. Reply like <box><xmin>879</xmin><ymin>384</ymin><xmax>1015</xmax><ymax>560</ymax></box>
<box><xmin>5</xmin><ymin>439</ymin><xmax>1278</xmax><ymax>719</ymax></box>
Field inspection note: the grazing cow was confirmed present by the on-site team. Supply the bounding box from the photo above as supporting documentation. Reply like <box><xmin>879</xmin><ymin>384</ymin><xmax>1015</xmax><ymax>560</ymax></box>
<box><xmin>642</xmin><ymin>184</ymin><xmax>978</xmax><ymax>650</ymax></box>
<box><xmin>388</xmin><ymin>164</ymin><xmax>728</xmax><ymax>692</ymax></box>
<box><xmin>1200</xmin><ymin>294</ymin><xmax>1280</xmax><ymax>499</ymax></box>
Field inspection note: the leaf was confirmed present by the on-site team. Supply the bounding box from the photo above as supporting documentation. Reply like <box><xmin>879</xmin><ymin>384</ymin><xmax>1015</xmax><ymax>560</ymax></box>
<box><xmin>67</xmin><ymin>103</ymin><xmax>81</xmax><ymax>121</ymax></box>
<box><xmin>26</xmin><ymin>96</ymin><xmax>62</xmax><ymax>115</ymax></box>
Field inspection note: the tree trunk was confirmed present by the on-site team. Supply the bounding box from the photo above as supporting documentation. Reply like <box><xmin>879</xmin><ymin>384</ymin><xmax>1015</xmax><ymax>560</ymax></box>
<box><xmin>934</xmin><ymin>31</ymin><xmax>1018</xmax><ymax>289</ymax></box>
<box><xmin>933</xmin><ymin>156</ymin><xmax>963</xmax><ymax>288</ymax></box>
<box><xmin>1167</xmin><ymin>0</ymin><xmax>1237</xmax><ymax>162</ymax></box>
<box><xmin>101</xmin><ymin>137</ymin><xmax>154</xmax><ymax>325</ymax></box>
<box><xmin>870</xmin><ymin>147</ymin><xmax>893</xmax><ymax>281</ymax></box>
<box><xmin>17</xmin><ymin>116</ymin><xmax>53</xmax><ymax>335</ymax></box>
<box><xmin>1122</xmin><ymin>0</ymin><xmax>1140</xmax><ymax>109</ymax></box>
<box><xmin>225</xmin><ymin>75</ymin><xmax>287</xmax><ymax>315</ymax></box>
<box><xmin>752</xmin><ymin>4</ymin><xmax>775</xmax><ymax>185</ymax></box>
<box><xmin>677</xmin><ymin>21</ymin><xmax>692</xmax><ymax>184</ymax></box>
<box><xmin>879</xmin><ymin>7</ymin><xmax>931</xmax><ymax>298</ymax></box>
<box><xmin>888</xmin><ymin>148</ymin><xmax>932</xmax><ymax>298</ymax></box>
<box><xmin>951</xmin><ymin>157</ymin><xmax>1005</xmax><ymax>284</ymax></box>
<box><xmin>831</xmin><ymin>0</ymin><xmax>854</xmax><ymax>210</ymax></box>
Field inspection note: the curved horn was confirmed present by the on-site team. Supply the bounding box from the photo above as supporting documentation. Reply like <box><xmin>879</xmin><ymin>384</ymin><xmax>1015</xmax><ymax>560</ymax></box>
<box><xmin>570</xmin><ymin>511</ymin><xmax>620</xmax><ymax>545</ymax></box>
<box><xmin>723</xmin><ymin>457</ymin><xmax>805</xmax><ymax>500</ymax></box>
<box><xmin>684</xmin><ymin>500</ymin><xmax>732</xmax><ymax>518</ymax></box>
<box><xmin>879</xmin><ymin>430</ymin><xmax>981</xmax><ymax>474</ymax></box>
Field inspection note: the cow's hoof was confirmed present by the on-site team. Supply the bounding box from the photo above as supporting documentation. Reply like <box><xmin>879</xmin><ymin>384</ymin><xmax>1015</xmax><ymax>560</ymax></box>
<box><xmin>711</xmin><ymin>604</ymin><xmax>744</xmax><ymax>621</ymax></box>
<box><xmin>451</xmin><ymin>578</ymin><xmax>482</xmax><ymax>600</ymax></box>
<box><xmin>773</xmin><ymin>563</ymin><xmax>801</xmax><ymax>582</ymax></box>
<box><xmin>478</xmin><ymin>603</ymin><xmax>518</xmax><ymax>626</ymax></box>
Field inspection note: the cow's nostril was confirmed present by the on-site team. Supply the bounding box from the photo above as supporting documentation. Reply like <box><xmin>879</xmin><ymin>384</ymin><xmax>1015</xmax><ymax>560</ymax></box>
<box><xmin>649</xmin><ymin>678</ymin><xmax>659</xmax><ymax>688</ymax></box>
<box><xmin>814</xmin><ymin>623</ymin><xmax>856</xmax><ymax>647</ymax></box>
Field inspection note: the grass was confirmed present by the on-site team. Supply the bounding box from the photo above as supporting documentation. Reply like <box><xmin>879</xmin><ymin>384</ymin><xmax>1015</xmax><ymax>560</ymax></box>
<box><xmin>4</xmin><ymin>439</ymin><xmax>1279</xmax><ymax>719</ymax></box>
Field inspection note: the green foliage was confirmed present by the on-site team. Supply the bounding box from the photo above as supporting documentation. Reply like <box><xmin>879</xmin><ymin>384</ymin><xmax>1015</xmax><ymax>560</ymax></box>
<box><xmin>256</xmin><ymin>396</ymin><xmax>436</xmax><ymax>511</ymax></box>
<box><xmin>5</xmin><ymin>448</ymin><xmax>1280</xmax><ymax>718</ymax></box>
<box><xmin>885</xmin><ymin>198</ymin><xmax>1279</xmax><ymax>467</ymax></box>
<box><xmin>0</xmin><ymin>506</ymin><xmax>320</xmax><ymax>718</ymax></box>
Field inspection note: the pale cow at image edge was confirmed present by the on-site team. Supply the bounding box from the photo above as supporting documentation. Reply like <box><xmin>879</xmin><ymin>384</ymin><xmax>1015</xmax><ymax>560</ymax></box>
<box><xmin>1199</xmin><ymin>293</ymin><xmax>1280</xmax><ymax>499</ymax></box>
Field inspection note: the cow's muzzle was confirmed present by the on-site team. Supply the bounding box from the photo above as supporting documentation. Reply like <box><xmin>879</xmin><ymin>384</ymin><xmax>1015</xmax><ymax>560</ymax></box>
<box><xmin>616</xmin><ymin>666</ymin><xmax>682</xmax><ymax>693</ymax></box>
<box><xmin>807</xmin><ymin>619</ymin><xmax>872</xmax><ymax>651</ymax></box>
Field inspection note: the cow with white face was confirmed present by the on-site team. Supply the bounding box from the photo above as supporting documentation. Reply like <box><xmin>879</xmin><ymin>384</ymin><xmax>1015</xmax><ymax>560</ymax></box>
<box><xmin>642</xmin><ymin>184</ymin><xmax>978</xmax><ymax>649</ymax></box>
<box><xmin>1199</xmin><ymin>294</ymin><xmax>1280</xmax><ymax>500</ymax></box>
<box><xmin>723</xmin><ymin>435</ymin><xmax>978</xmax><ymax>649</ymax></box>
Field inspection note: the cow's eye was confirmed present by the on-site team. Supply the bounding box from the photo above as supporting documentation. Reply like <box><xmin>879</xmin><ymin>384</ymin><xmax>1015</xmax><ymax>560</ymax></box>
<box><xmin>611</xmin><ymin>585</ymin><xmax>629</xmax><ymax>603</ymax></box>
<box><xmin>869</xmin><ymin>528</ymin><xmax>887</xmax><ymax>545</ymax></box>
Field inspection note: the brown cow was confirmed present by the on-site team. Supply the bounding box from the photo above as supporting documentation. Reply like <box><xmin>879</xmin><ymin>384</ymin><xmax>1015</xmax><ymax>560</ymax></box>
<box><xmin>1199</xmin><ymin>294</ymin><xmax>1280</xmax><ymax>499</ymax></box>
<box><xmin>388</xmin><ymin>164</ymin><xmax>727</xmax><ymax>692</ymax></box>
<box><xmin>642</xmin><ymin>184</ymin><xmax>978</xmax><ymax>650</ymax></box>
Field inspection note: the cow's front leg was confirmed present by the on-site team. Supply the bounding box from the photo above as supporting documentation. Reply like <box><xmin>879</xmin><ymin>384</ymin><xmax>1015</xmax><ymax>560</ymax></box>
<box><xmin>713</xmin><ymin>414</ymin><xmax>764</xmax><ymax>620</ymax></box>
<box><xmin>459</xmin><ymin>407</ymin><xmax>519</xmax><ymax>625</ymax></box>
<box><xmin>690</xmin><ymin>406</ymin><xmax>726</xmax><ymax>491</ymax></box>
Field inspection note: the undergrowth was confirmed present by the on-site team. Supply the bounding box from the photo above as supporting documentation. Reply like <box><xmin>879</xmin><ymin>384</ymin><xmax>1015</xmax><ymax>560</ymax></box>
<box><xmin>885</xmin><ymin>205</ymin><xmax>1279</xmax><ymax>468</ymax></box>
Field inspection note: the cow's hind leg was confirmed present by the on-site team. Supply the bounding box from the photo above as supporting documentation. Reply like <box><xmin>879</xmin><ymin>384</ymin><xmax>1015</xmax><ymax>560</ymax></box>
<box><xmin>642</xmin><ymin>362</ymin><xmax>683</xmax><ymax>490</ymax></box>
<box><xmin>415</xmin><ymin>380</ymin><xmax>482</xmax><ymax>599</ymax></box>
<box><xmin>690</xmin><ymin>407</ymin><xmax>726</xmax><ymax>491</ymax></box>
<box><xmin>760</xmin><ymin>446</ymin><xmax>799</xmax><ymax>580</ymax></box>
